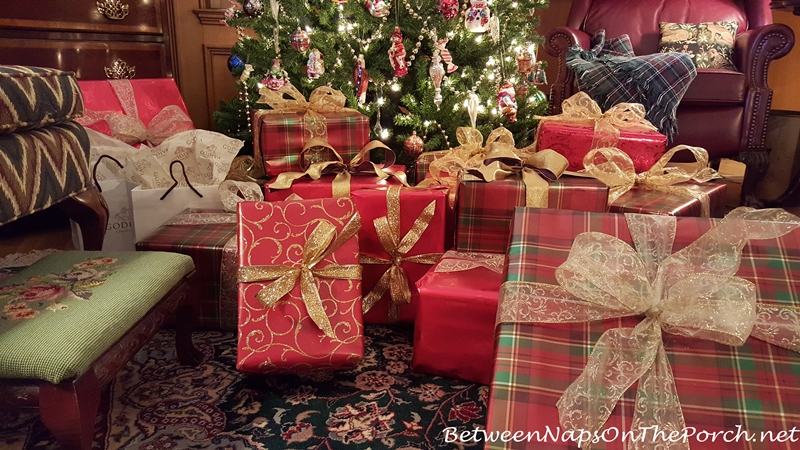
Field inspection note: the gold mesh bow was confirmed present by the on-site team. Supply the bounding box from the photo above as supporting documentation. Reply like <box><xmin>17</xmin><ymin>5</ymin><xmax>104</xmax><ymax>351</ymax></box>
<box><xmin>237</xmin><ymin>213</ymin><xmax>362</xmax><ymax>339</ymax></box>
<box><xmin>583</xmin><ymin>145</ymin><xmax>721</xmax><ymax>217</ymax></box>
<box><xmin>268</xmin><ymin>139</ymin><xmax>409</xmax><ymax>198</ymax></box>
<box><xmin>497</xmin><ymin>208</ymin><xmax>800</xmax><ymax>449</ymax></box>
<box><xmin>360</xmin><ymin>186</ymin><xmax>442</xmax><ymax>322</ymax></box>
<box><xmin>257</xmin><ymin>85</ymin><xmax>357</xmax><ymax>143</ymax></box>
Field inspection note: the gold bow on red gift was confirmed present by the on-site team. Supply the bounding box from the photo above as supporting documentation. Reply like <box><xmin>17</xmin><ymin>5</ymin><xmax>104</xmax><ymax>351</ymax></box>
<box><xmin>268</xmin><ymin>139</ymin><xmax>409</xmax><ymax>197</ymax></box>
<box><xmin>497</xmin><ymin>208</ymin><xmax>800</xmax><ymax>449</ymax></box>
<box><xmin>258</xmin><ymin>85</ymin><xmax>356</xmax><ymax>141</ymax></box>
<box><xmin>77</xmin><ymin>79</ymin><xmax>194</xmax><ymax>147</ymax></box>
<box><xmin>466</xmin><ymin>143</ymin><xmax>570</xmax><ymax>208</ymax></box>
<box><xmin>583</xmin><ymin>145</ymin><xmax>720</xmax><ymax>217</ymax></box>
<box><xmin>237</xmin><ymin>213</ymin><xmax>362</xmax><ymax>339</ymax></box>
<box><xmin>361</xmin><ymin>186</ymin><xmax>443</xmax><ymax>322</ymax></box>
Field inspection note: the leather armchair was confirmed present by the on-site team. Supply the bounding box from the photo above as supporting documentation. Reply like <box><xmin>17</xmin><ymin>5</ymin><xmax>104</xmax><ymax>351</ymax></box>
<box><xmin>545</xmin><ymin>0</ymin><xmax>794</xmax><ymax>206</ymax></box>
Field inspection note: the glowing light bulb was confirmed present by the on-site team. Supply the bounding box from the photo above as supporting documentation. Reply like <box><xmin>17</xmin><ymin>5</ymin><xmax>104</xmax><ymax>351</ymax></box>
<box><xmin>453</xmin><ymin>104</ymin><xmax>459</xmax><ymax>111</ymax></box>
<box><xmin>424</xmin><ymin>120</ymin><xmax>431</xmax><ymax>127</ymax></box>
<box><xmin>391</xmin><ymin>83</ymin><xmax>401</xmax><ymax>92</ymax></box>
<box><xmin>257</xmin><ymin>82</ymin><xmax>264</xmax><ymax>89</ymax></box>
<box><xmin>509</xmin><ymin>76</ymin><xmax>516</xmax><ymax>83</ymax></box>
<box><xmin>511</xmin><ymin>1</ymin><xmax>518</xmax><ymax>7</ymax></box>
<box><xmin>491</xmin><ymin>108</ymin><xmax>498</xmax><ymax>115</ymax></box>
<box><xmin>475</xmin><ymin>35</ymin><xmax>483</xmax><ymax>43</ymax></box>
<box><xmin>306</xmin><ymin>26</ymin><xmax>312</xmax><ymax>33</ymax></box>
<box><xmin>380</xmin><ymin>129</ymin><xmax>390</xmax><ymax>139</ymax></box>
<box><xmin>478</xmin><ymin>105</ymin><xmax>486</xmax><ymax>113</ymax></box>
<box><xmin>488</xmin><ymin>73</ymin><xmax>495</xmax><ymax>81</ymax></box>
<box><xmin>504</xmin><ymin>56</ymin><xmax>511</xmax><ymax>62</ymax></box>
<box><xmin>377</xmin><ymin>97</ymin><xmax>386</xmax><ymax>105</ymax></box>
<box><xmin>364</xmin><ymin>44</ymin><xmax>370</xmax><ymax>51</ymax></box>
<box><xmin>463</xmin><ymin>99</ymin><xmax>470</xmax><ymax>107</ymax></box>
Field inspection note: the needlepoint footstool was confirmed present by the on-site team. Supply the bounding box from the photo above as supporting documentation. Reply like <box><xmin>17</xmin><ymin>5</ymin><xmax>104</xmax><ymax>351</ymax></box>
<box><xmin>0</xmin><ymin>251</ymin><xmax>201</xmax><ymax>450</ymax></box>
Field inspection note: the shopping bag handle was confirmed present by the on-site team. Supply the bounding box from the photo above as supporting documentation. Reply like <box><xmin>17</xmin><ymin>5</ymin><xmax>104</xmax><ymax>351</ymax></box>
<box><xmin>160</xmin><ymin>160</ymin><xmax>203</xmax><ymax>201</ymax></box>
<box><xmin>92</xmin><ymin>155</ymin><xmax>124</xmax><ymax>193</ymax></box>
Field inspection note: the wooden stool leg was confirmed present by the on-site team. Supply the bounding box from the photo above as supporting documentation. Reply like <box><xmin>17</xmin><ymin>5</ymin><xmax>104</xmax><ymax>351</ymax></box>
<box><xmin>58</xmin><ymin>186</ymin><xmax>109</xmax><ymax>251</ymax></box>
<box><xmin>38</xmin><ymin>371</ymin><xmax>101</xmax><ymax>450</ymax></box>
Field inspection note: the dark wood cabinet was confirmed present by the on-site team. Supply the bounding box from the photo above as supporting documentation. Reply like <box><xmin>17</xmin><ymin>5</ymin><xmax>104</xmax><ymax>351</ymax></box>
<box><xmin>0</xmin><ymin>0</ymin><xmax>176</xmax><ymax>80</ymax></box>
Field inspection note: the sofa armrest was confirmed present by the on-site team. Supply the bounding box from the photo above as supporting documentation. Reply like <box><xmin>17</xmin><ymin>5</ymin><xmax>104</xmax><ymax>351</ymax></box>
<box><xmin>734</xmin><ymin>23</ymin><xmax>794</xmax><ymax>89</ymax></box>
<box><xmin>544</xmin><ymin>27</ymin><xmax>591</xmax><ymax>113</ymax></box>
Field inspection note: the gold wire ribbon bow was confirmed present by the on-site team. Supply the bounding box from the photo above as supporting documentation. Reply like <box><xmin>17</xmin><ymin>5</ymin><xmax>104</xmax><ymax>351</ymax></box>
<box><xmin>466</xmin><ymin>143</ymin><xmax>570</xmax><ymax>208</ymax></box>
<box><xmin>258</xmin><ymin>84</ymin><xmax>357</xmax><ymax>142</ymax></box>
<box><xmin>583</xmin><ymin>145</ymin><xmax>721</xmax><ymax>217</ymax></box>
<box><xmin>533</xmin><ymin>91</ymin><xmax>659</xmax><ymax>152</ymax></box>
<box><xmin>434</xmin><ymin>250</ymin><xmax>506</xmax><ymax>274</ymax></box>
<box><xmin>497</xmin><ymin>207</ymin><xmax>800</xmax><ymax>449</ymax></box>
<box><xmin>268</xmin><ymin>139</ymin><xmax>410</xmax><ymax>198</ymax></box>
<box><xmin>360</xmin><ymin>186</ymin><xmax>443</xmax><ymax>322</ymax></box>
<box><xmin>237</xmin><ymin>213</ymin><xmax>363</xmax><ymax>339</ymax></box>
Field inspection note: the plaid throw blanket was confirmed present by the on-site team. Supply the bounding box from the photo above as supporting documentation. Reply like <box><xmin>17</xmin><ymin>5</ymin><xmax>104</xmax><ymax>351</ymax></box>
<box><xmin>566</xmin><ymin>30</ymin><xmax>696</xmax><ymax>140</ymax></box>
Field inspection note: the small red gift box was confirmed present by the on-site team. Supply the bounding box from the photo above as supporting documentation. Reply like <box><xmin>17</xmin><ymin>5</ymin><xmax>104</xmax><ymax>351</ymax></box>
<box><xmin>610</xmin><ymin>182</ymin><xmax>727</xmax><ymax>218</ymax></box>
<box><xmin>411</xmin><ymin>251</ymin><xmax>504</xmax><ymax>385</ymax></box>
<box><xmin>538</xmin><ymin>121</ymin><xmax>667</xmax><ymax>173</ymax></box>
<box><xmin>351</xmin><ymin>187</ymin><xmax>447</xmax><ymax>324</ymax></box>
<box><xmin>236</xmin><ymin>198</ymin><xmax>364</xmax><ymax>373</ymax></box>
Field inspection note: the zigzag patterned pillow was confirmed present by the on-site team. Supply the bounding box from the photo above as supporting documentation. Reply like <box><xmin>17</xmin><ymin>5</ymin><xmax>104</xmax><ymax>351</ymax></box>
<box><xmin>0</xmin><ymin>66</ymin><xmax>84</xmax><ymax>134</ymax></box>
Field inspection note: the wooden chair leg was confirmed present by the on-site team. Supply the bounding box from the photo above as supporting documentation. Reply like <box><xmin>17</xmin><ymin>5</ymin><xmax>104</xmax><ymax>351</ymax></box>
<box><xmin>175</xmin><ymin>302</ymin><xmax>203</xmax><ymax>365</ymax></box>
<box><xmin>38</xmin><ymin>371</ymin><xmax>101</xmax><ymax>450</ymax></box>
<box><xmin>58</xmin><ymin>186</ymin><xmax>109</xmax><ymax>251</ymax></box>
<box><xmin>737</xmin><ymin>150</ymin><xmax>770</xmax><ymax>208</ymax></box>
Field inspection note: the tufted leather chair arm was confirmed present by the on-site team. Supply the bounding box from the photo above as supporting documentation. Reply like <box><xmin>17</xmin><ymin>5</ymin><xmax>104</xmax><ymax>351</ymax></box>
<box><xmin>735</xmin><ymin>23</ymin><xmax>795</xmax><ymax>89</ymax></box>
<box><xmin>545</xmin><ymin>26</ymin><xmax>591</xmax><ymax>113</ymax></box>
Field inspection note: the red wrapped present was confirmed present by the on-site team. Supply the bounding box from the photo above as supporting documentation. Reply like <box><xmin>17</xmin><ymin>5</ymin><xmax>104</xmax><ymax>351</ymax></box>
<box><xmin>351</xmin><ymin>186</ymin><xmax>446</xmax><ymax>324</ymax></box>
<box><xmin>135</xmin><ymin>208</ymin><xmax>237</xmax><ymax>330</ymax></box>
<box><xmin>456</xmin><ymin>145</ymin><xmax>608</xmax><ymax>253</ymax></box>
<box><xmin>535</xmin><ymin>92</ymin><xmax>667</xmax><ymax>173</ymax></box>
<box><xmin>265</xmin><ymin>139</ymin><xmax>408</xmax><ymax>201</ymax></box>
<box><xmin>411</xmin><ymin>251</ymin><xmax>505</xmax><ymax>385</ymax></box>
<box><xmin>237</xmin><ymin>198</ymin><xmax>364</xmax><ymax>373</ymax></box>
<box><xmin>77</xmin><ymin>78</ymin><xmax>194</xmax><ymax>147</ymax></box>
<box><xmin>485</xmin><ymin>207</ymin><xmax>800</xmax><ymax>450</ymax></box>
<box><xmin>253</xmin><ymin>85</ymin><xmax>369</xmax><ymax>178</ymax></box>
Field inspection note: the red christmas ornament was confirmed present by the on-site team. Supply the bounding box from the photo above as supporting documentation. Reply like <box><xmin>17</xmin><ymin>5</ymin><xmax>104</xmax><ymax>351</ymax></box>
<box><xmin>388</xmin><ymin>27</ymin><xmax>408</xmax><ymax>77</ymax></box>
<box><xmin>290</xmin><ymin>28</ymin><xmax>311</xmax><ymax>52</ymax></box>
<box><xmin>404</xmin><ymin>131</ymin><xmax>425</xmax><ymax>157</ymax></box>
<box><xmin>437</xmin><ymin>0</ymin><xmax>459</xmax><ymax>20</ymax></box>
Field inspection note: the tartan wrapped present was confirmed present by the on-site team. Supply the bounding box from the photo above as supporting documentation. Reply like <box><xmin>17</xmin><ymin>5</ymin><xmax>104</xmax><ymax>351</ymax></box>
<box><xmin>351</xmin><ymin>186</ymin><xmax>446</xmax><ymax>324</ymax></box>
<box><xmin>265</xmin><ymin>138</ymin><xmax>408</xmax><ymax>201</ymax></box>
<box><xmin>237</xmin><ymin>198</ymin><xmax>364</xmax><ymax>373</ymax></box>
<box><xmin>534</xmin><ymin>92</ymin><xmax>667</xmax><ymax>173</ymax></box>
<box><xmin>415</xmin><ymin>149</ymin><xmax>450</xmax><ymax>185</ymax></box>
<box><xmin>456</xmin><ymin>144</ymin><xmax>608</xmax><ymax>253</ymax></box>
<box><xmin>411</xmin><ymin>251</ymin><xmax>505</xmax><ymax>385</ymax></box>
<box><xmin>253</xmin><ymin>85</ymin><xmax>369</xmax><ymax>178</ymax></box>
<box><xmin>485</xmin><ymin>207</ymin><xmax>800</xmax><ymax>450</ymax></box>
<box><xmin>135</xmin><ymin>208</ymin><xmax>238</xmax><ymax>330</ymax></box>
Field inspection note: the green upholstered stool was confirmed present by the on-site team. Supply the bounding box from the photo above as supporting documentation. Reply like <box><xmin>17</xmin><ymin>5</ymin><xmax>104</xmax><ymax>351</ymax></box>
<box><xmin>0</xmin><ymin>251</ymin><xmax>200</xmax><ymax>450</ymax></box>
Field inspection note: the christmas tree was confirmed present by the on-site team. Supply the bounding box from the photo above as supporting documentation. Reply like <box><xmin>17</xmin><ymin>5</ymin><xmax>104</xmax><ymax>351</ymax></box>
<box><xmin>215</xmin><ymin>0</ymin><xmax>550</xmax><ymax>166</ymax></box>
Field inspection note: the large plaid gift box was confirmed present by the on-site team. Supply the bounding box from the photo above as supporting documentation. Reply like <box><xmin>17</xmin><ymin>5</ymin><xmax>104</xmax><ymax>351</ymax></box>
<box><xmin>237</xmin><ymin>198</ymin><xmax>364</xmax><ymax>373</ymax></box>
<box><xmin>253</xmin><ymin>85</ymin><xmax>369</xmax><ymax>178</ymax></box>
<box><xmin>135</xmin><ymin>209</ymin><xmax>238</xmax><ymax>330</ymax></box>
<box><xmin>610</xmin><ymin>182</ymin><xmax>727</xmax><ymax>218</ymax></box>
<box><xmin>411</xmin><ymin>251</ymin><xmax>505</xmax><ymax>385</ymax></box>
<box><xmin>485</xmin><ymin>207</ymin><xmax>800</xmax><ymax>450</ymax></box>
<box><xmin>351</xmin><ymin>186</ymin><xmax>446</xmax><ymax>324</ymax></box>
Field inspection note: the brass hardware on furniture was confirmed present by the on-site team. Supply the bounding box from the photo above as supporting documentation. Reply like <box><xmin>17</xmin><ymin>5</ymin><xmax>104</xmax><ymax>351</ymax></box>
<box><xmin>104</xmin><ymin>59</ymin><xmax>136</xmax><ymax>79</ymax></box>
<box><xmin>96</xmin><ymin>0</ymin><xmax>130</xmax><ymax>20</ymax></box>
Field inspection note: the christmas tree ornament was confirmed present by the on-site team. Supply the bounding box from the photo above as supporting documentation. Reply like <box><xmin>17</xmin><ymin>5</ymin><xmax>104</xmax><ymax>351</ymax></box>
<box><xmin>465</xmin><ymin>0</ymin><xmax>491</xmax><ymax>33</ymax></box>
<box><xmin>527</xmin><ymin>61</ymin><xmax>547</xmax><ymax>85</ymax></box>
<box><xmin>515</xmin><ymin>80</ymin><xmax>529</xmax><ymax>98</ymax></box>
<box><xmin>306</xmin><ymin>49</ymin><xmax>324</xmax><ymax>79</ymax></box>
<box><xmin>516</xmin><ymin>50</ymin><xmax>532</xmax><ymax>75</ymax></box>
<box><xmin>435</xmin><ymin>39</ymin><xmax>458</xmax><ymax>74</ymax></box>
<box><xmin>429</xmin><ymin>50</ymin><xmax>445</xmax><ymax>109</ymax></box>
<box><xmin>467</xmin><ymin>93</ymin><xmax>480</xmax><ymax>128</ymax></box>
<box><xmin>227</xmin><ymin>54</ymin><xmax>245</xmax><ymax>73</ymax></box>
<box><xmin>437</xmin><ymin>0</ymin><xmax>459</xmax><ymax>20</ymax></box>
<box><xmin>264</xmin><ymin>58</ymin><xmax>288</xmax><ymax>90</ymax></box>
<box><xmin>489</xmin><ymin>15</ymin><xmax>501</xmax><ymax>43</ymax></box>
<box><xmin>290</xmin><ymin>28</ymin><xmax>311</xmax><ymax>52</ymax></box>
<box><xmin>365</xmin><ymin>0</ymin><xmax>390</xmax><ymax>18</ymax></box>
<box><xmin>388</xmin><ymin>27</ymin><xmax>408</xmax><ymax>77</ymax></box>
<box><xmin>497</xmin><ymin>80</ymin><xmax>518</xmax><ymax>123</ymax></box>
<box><xmin>243</xmin><ymin>0</ymin><xmax>264</xmax><ymax>17</ymax></box>
<box><xmin>404</xmin><ymin>131</ymin><xmax>425</xmax><ymax>157</ymax></box>
<box><xmin>530</xmin><ymin>88</ymin><xmax>548</xmax><ymax>105</ymax></box>
<box><xmin>354</xmin><ymin>54</ymin><xmax>369</xmax><ymax>104</ymax></box>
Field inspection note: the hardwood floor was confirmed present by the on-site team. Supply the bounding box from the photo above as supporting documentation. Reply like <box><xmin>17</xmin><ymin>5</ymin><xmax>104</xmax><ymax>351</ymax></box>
<box><xmin>0</xmin><ymin>207</ymin><xmax>74</xmax><ymax>259</ymax></box>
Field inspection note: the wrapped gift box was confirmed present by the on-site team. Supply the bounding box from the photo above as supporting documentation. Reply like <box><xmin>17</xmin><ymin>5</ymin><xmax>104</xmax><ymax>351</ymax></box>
<box><xmin>411</xmin><ymin>251</ymin><xmax>504</xmax><ymax>385</ymax></box>
<box><xmin>538</xmin><ymin>121</ymin><xmax>667</xmax><ymax>173</ymax></box>
<box><xmin>253</xmin><ymin>110</ymin><xmax>369</xmax><ymax>178</ymax></box>
<box><xmin>415</xmin><ymin>149</ymin><xmax>450</xmax><ymax>184</ymax></box>
<box><xmin>455</xmin><ymin>176</ymin><xmax>608</xmax><ymax>253</ymax></box>
<box><xmin>265</xmin><ymin>165</ymin><xmax>407</xmax><ymax>202</ymax></box>
<box><xmin>610</xmin><ymin>181</ymin><xmax>727</xmax><ymax>218</ymax></box>
<box><xmin>237</xmin><ymin>198</ymin><xmax>364</xmax><ymax>373</ymax></box>
<box><xmin>351</xmin><ymin>187</ymin><xmax>447</xmax><ymax>324</ymax></box>
<box><xmin>486</xmin><ymin>208</ymin><xmax>800</xmax><ymax>450</ymax></box>
<box><xmin>135</xmin><ymin>208</ymin><xmax>237</xmax><ymax>330</ymax></box>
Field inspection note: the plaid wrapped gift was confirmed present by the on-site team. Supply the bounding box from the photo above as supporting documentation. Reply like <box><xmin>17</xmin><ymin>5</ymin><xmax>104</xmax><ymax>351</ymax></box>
<box><xmin>135</xmin><ymin>208</ymin><xmax>237</xmax><ymax>330</ymax></box>
<box><xmin>485</xmin><ymin>208</ymin><xmax>800</xmax><ymax>450</ymax></box>
<box><xmin>610</xmin><ymin>182</ymin><xmax>727</xmax><ymax>218</ymax></box>
<box><xmin>415</xmin><ymin>149</ymin><xmax>450</xmax><ymax>184</ymax></box>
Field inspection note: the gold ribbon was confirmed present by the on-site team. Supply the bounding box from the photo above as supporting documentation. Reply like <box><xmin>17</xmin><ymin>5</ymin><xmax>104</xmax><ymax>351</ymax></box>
<box><xmin>360</xmin><ymin>186</ymin><xmax>443</xmax><ymax>322</ymax></box>
<box><xmin>237</xmin><ymin>213</ymin><xmax>363</xmax><ymax>339</ymax></box>
<box><xmin>434</xmin><ymin>250</ymin><xmax>505</xmax><ymax>274</ymax></box>
<box><xmin>496</xmin><ymin>207</ymin><xmax>800</xmax><ymax>449</ymax></box>
<box><xmin>533</xmin><ymin>91</ymin><xmax>659</xmax><ymax>152</ymax></box>
<box><xmin>583</xmin><ymin>145</ymin><xmax>721</xmax><ymax>217</ymax></box>
<box><xmin>466</xmin><ymin>143</ymin><xmax>570</xmax><ymax>208</ymax></box>
<box><xmin>268</xmin><ymin>139</ymin><xmax>409</xmax><ymax>198</ymax></box>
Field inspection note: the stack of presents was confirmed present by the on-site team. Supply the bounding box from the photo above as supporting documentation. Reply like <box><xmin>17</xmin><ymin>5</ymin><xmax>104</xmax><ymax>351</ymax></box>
<box><xmin>86</xmin><ymin>81</ymin><xmax>800</xmax><ymax>449</ymax></box>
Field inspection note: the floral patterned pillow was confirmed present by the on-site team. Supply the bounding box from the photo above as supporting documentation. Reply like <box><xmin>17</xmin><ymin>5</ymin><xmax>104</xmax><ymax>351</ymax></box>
<box><xmin>658</xmin><ymin>21</ymin><xmax>739</xmax><ymax>70</ymax></box>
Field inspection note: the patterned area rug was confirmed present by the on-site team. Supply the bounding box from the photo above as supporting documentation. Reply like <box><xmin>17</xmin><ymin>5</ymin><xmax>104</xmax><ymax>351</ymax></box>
<box><xmin>1</xmin><ymin>326</ymin><xmax>487</xmax><ymax>449</ymax></box>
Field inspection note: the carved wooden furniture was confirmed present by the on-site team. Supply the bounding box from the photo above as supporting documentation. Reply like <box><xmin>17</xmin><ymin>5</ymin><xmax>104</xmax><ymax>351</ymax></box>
<box><xmin>545</xmin><ymin>0</ymin><xmax>795</xmax><ymax>207</ymax></box>
<box><xmin>0</xmin><ymin>252</ymin><xmax>200</xmax><ymax>450</ymax></box>
<box><xmin>771</xmin><ymin>0</ymin><xmax>800</xmax><ymax>15</ymax></box>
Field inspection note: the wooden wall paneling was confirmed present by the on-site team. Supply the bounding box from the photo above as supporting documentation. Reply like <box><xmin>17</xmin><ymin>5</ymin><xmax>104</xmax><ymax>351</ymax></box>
<box><xmin>205</xmin><ymin>46</ymin><xmax>241</xmax><ymax>130</ymax></box>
